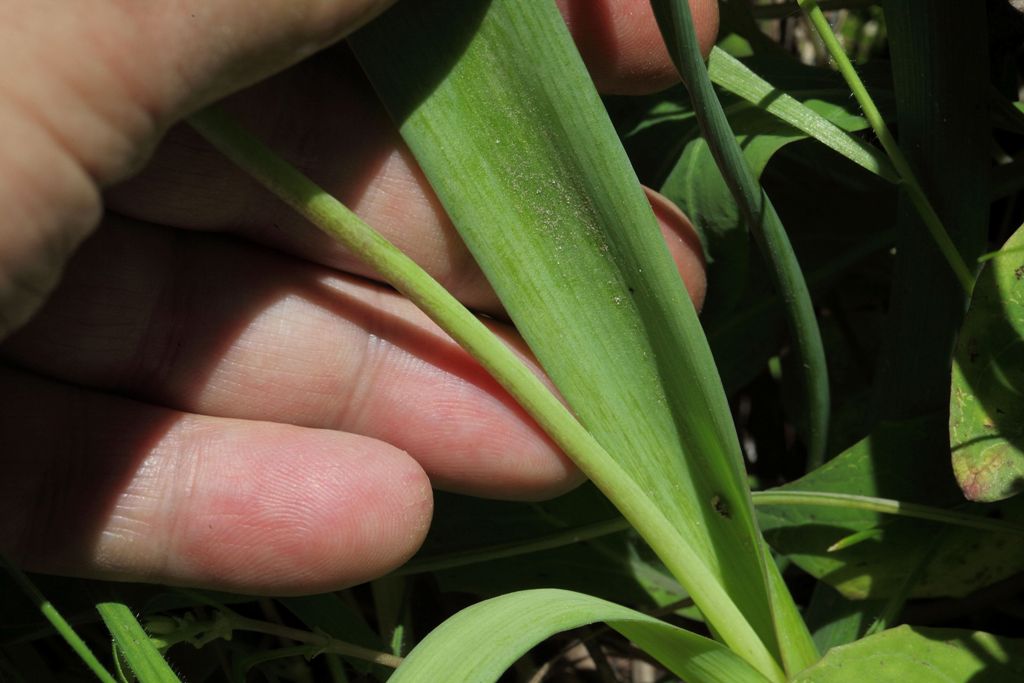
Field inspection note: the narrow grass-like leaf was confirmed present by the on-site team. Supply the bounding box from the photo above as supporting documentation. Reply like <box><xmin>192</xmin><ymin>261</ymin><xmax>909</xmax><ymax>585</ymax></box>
<box><xmin>797</xmin><ymin>0</ymin><xmax>976</xmax><ymax>296</ymax></box>
<box><xmin>867</xmin><ymin>1</ymin><xmax>990</xmax><ymax>421</ymax></box>
<box><xmin>351</xmin><ymin>0</ymin><xmax>806</xmax><ymax>675</ymax></box>
<box><xmin>400</xmin><ymin>486</ymin><xmax>1024</xmax><ymax>576</ymax></box>
<box><xmin>751</xmin><ymin>0</ymin><xmax>877</xmax><ymax>20</ymax></box>
<box><xmin>387</xmin><ymin>589</ymin><xmax>771</xmax><ymax>683</ymax></box>
<box><xmin>660</xmin><ymin>79</ymin><xmax>888</xmax><ymax>328</ymax></box>
<box><xmin>96</xmin><ymin>602</ymin><xmax>180</xmax><ymax>683</ymax></box>
<box><xmin>649</xmin><ymin>0</ymin><xmax>820</xmax><ymax>671</ymax></box>
<box><xmin>187</xmin><ymin>106</ymin><xmax>781</xmax><ymax>679</ymax></box>
<box><xmin>754</xmin><ymin>491</ymin><xmax>1024</xmax><ymax>537</ymax></box>
<box><xmin>707</xmin><ymin>47</ymin><xmax>898</xmax><ymax>183</ymax></box>
<box><xmin>0</xmin><ymin>557</ymin><xmax>117</xmax><ymax>683</ymax></box>
<box><xmin>652</xmin><ymin>0</ymin><xmax>829</xmax><ymax>492</ymax></box>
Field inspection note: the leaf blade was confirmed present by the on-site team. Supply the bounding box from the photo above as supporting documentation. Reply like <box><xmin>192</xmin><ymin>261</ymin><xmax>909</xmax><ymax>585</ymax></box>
<box><xmin>793</xmin><ymin>625</ymin><xmax>1024</xmax><ymax>682</ymax></box>
<box><xmin>707</xmin><ymin>47</ymin><xmax>898</xmax><ymax>183</ymax></box>
<box><xmin>389</xmin><ymin>589</ymin><xmax>771</xmax><ymax>683</ymax></box>
<box><xmin>349</xmin><ymin>0</ymin><xmax>795</xmax><ymax>674</ymax></box>
<box><xmin>96</xmin><ymin>602</ymin><xmax>180</xmax><ymax>683</ymax></box>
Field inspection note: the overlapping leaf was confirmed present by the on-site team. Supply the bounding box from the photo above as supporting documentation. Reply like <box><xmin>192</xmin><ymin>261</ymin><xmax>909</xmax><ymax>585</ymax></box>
<box><xmin>350</xmin><ymin>0</ymin><xmax>805</xmax><ymax>675</ymax></box>
<box><xmin>387</xmin><ymin>589</ymin><xmax>769</xmax><ymax>683</ymax></box>
<box><xmin>951</xmin><ymin>224</ymin><xmax>1024</xmax><ymax>502</ymax></box>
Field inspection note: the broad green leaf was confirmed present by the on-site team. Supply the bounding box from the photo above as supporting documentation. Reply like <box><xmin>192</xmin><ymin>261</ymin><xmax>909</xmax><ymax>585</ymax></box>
<box><xmin>192</xmin><ymin>93</ymin><xmax>787</xmax><ymax>675</ymax></box>
<box><xmin>388</xmin><ymin>589</ymin><xmax>770</xmax><ymax>683</ymax></box>
<box><xmin>351</xmin><ymin>0</ymin><xmax>801</xmax><ymax>675</ymax></box>
<box><xmin>951</xmin><ymin>224</ymin><xmax>1024</xmax><ymax>501</ymax></box>
<box><xmin>190</xmin><ymin>97</ymin><xmax>785</xmax><ymax>679</ymax></box>
<box><xmin>793</xmin><ymin>625</ymin><xmax>1024</xmax><ymax>682</ymax></box>
<box><xmin>96</xmin><ymin>602</ymin><xmax>180</xmax><ymax>683</ymax></box>
<box><xmin>759</xmin><ymin>416</ymin><xmax>1024</xmax><ymax>599</ymax></box>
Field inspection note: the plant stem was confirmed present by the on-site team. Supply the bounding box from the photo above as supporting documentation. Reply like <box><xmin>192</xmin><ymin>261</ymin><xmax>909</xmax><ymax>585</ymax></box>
<box><xmin>0</xmin><ymin>555</ymin><xmax>118</xmax><ymax>683</ymax></box>
<box><xmin>797</xmin><ymin>0</ymin><xmax>975</xmax><ymax>295</ymax></box>
<box><xmin>96</xmin><ymin>602</ymin><xmax>180</xmax><ymax>682</ymax></box>
<box><xmin>753</xmin><ymin>0</ymin><xmax>877</xmax><ymax>20</ymax></box>
<box><xmin>185</xmin><ymin>107</ymin><xmax>594</xmax><ymax>489</ymax></box>
<box><xmin>227</xmin><ymin>616</ymin><xmax>403</xmax><ymax>668</ymax></box>
<box><xmin>651</xmin><ymin>1</ymin><xmax>821</xmax><ymax>672</ymax></box>
<box><xmin>149</xmin><ymin>609</ymin><xmax>402</xmax><ymax>669</ymax></box>
<box><xmin>653</xmin><ymin>0</ymin><xmax>830</xmax><ymax>475</ymax></box>
<box><xmin>397</xmin><ymin>491</ymin><xmax>1024</xmax><ymax>575</ymax></box>
<box><xmin>753</xmin><ymin>491</ymin><xmax>1024</xmax><ymax>537</ymax></box>
<box><xmin>187</xmin><ymin>106</ymin><xmax>782</xmax><ymax>681</ymax></box>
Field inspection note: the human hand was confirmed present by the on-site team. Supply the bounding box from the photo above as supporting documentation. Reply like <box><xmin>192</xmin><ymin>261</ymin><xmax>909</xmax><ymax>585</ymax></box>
<box><xmin>0</xmin><ymin>0</ymin><xmax>717</xmax><ymax>595</ymax></box>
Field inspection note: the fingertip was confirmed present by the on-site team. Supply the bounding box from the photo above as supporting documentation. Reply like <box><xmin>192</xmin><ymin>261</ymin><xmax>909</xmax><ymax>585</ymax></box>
<box><xmin>443</xmin><ymin>434</ymin><xmax>584</xmax><ymax>503</ymax></box>
<box><xmin>407</xmin><ymin>371</ymin><xmax>584</xmax><ymax>502</ymax></box>
<box><xmin>165</xmin><ymin>424</ymin><xmax>434</xmax><ymax>594</ymax></box>
<box><xmin>558</xmin><ymin>0</ymin><xmax>719</xmax><ymax>95</ymax></box>
<box><xmin>645</xmin><ymin>187</ymin><xmax>707</xmax><ymax>312</ymax></box>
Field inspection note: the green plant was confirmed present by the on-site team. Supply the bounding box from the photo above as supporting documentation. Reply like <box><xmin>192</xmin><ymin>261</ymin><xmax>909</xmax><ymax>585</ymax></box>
<box><xmin>5</xmin><ymin>0</ymin><xmax>1024</xmax><ymax>681</ymax></box>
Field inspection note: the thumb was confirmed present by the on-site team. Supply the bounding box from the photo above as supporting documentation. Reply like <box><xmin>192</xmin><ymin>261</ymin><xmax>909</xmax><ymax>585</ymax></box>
<box><xmin>0</xmin><ymin>0</ymin><xmax>395</xmax><ymax>337</ymax></box>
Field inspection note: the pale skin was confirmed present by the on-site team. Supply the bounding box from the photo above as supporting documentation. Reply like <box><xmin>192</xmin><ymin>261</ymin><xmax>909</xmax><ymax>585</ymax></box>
<box><xmin>0</xmin><ymin>0</ymin><xmax>718</xmax><ymax>594</ymax></box>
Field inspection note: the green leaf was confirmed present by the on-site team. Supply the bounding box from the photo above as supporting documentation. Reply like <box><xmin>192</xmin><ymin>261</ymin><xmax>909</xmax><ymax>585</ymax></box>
<box><xmin>654</xmin><ymin>0</ymin><xmax>829</xmax><ymax>513</ymax></box>
<box><xmin>1</xmin><ymin>558</ymin><xmax>118</xmax><ymax>683</ymax></box>
<box><xmin>707</xmin><ymin>48</ymin><xmax>898</xmax><ymax>184</ymax></box>
<box><xmin>350</xmin><ymin>0</ymin><xmax>802</xmax><ymax>676</ymax></box>
<box><xmin>951</xmin><ymin>224</ymin><xmax>1024</xmax><ymax>501</ymax></box>
<box><xmin>870</xmin><ymin>0</ymin><xmax>990</xmax><ymax>421</ymax></box>
<box><xmin>661</xmin><ymin>93</ymin><xmax>875</xmax><ymax>325</ymax></box>
<box><xmin>190</xmin><ymin>96</ymin><xmax>783</xmax><ymax>676</ymax></box>
<box><xmin>706</xmin><ymin>153</ymin><xmax>895</xmax><ymax>395</ymax></box>
<box><xmin>96</xmin><ymin>602</ymin><xmax>180</xmax><ymax>683</ymax></box>
<box><xmin>388</xmin><ymin>589</ymin><xmax>771</xmax><ymax>683</ymax></box>
<box><xmin>641</xmin><ymin>52</ymin><xmax>891</xmax><ymax>325</ymax></box>
<box><xmin>793</xmin><ymin>625</ymin><xmax>1024</xmax><ymax>682</ymax></box>
<box><xmin>759</xmin><ymin>416</ymin><xmax>1024</xmax><ymax>599</ymax></box>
